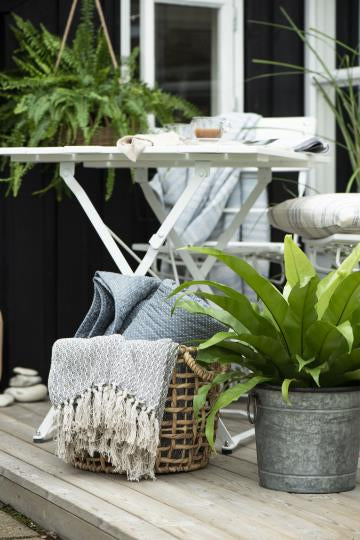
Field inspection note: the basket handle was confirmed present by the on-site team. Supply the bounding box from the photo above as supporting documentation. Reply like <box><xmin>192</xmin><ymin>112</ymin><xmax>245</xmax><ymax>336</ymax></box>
<box><xmin>179</xmin><ymin>346</ymin><xmax>215</xmax><ymax>383</ymax></box>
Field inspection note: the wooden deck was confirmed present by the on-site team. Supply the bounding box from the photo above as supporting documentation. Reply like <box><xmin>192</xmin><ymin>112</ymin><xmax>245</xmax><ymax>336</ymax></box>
<box><xmin>0</xmin><ymin>402</ymin><xmax>360</xmax><ymax>540</ymax></box>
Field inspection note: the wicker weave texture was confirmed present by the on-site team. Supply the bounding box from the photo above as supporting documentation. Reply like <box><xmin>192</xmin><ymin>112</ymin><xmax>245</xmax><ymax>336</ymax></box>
<box><xmin>76</xmin><ymin>126</ymin><xmax>117</xmax><ymax>146</ymax></box>
<box><xmin>72</xmin><ymin>346</ymin><xmax>218</xmax><ymax>475</ymax></box>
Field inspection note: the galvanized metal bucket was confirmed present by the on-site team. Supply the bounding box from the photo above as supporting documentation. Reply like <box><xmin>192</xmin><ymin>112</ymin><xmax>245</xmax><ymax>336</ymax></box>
<box><xmin>248</xmin><ymin>385</ymin><xmax>360</xmax><ymax>493</ymax></box>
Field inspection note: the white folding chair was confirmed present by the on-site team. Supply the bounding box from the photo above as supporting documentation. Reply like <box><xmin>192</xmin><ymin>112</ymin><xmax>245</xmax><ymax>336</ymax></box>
<box><xmin>304</xmin><ymin>234</ymin><xmax>360</xmax><ymax>273</ymax></box>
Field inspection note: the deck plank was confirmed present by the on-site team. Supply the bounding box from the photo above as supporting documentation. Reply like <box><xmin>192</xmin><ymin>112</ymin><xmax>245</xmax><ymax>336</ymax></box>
<box><xmin>18</xmin><ymin>399</ymin><xmax>52</xmax><ymax>417</ymax></box>
<box><xmin>205</xmin><ymin>465</ymin><xmax>360</xmax><ymax>535</ymax></box>
<box><xmin>1</xmin><ymin>402</ymin><xmax>360</xmax><ymax>539</ymax></box>
<box><xmin>0</xmin><ymin>449</ymin><xmax>168</xmax><ymax>540</ymax></box>
<box><xmin>0</xmin><ymin>412</ymin><xmax>273</xmax><ymax>540</ymax></box>
<box><xmin>0</xmin><ymin>412</ymin><xmax>236</xmax><ymax>540</ymax></box>
<box><xmin>0</xmin><ymin>475</ymin><xmax>117</xmax><ymax>540</ymax></box>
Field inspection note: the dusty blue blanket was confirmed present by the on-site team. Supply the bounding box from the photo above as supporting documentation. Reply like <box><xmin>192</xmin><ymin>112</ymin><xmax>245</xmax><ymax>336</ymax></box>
<box><xmin>76</xmin><ymin>272</ymin><xmax>222</xmax><ymax>344</ymax></box>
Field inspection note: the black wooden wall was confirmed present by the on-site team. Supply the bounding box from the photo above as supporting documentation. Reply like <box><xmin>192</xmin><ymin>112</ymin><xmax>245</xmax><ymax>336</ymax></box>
<box><xmin>0</xmin><ymin>0</ymin><xmax>304</xmax><ymax>386</ymax></box>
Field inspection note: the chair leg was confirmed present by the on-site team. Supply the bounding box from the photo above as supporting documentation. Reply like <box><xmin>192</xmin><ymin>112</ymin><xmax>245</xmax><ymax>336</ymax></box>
<box><xmin>33</xmin><ymin>406</ymin><xmax>57</xmax><ymax>443</ymax></box>
<box><xmin>217</xmin><ymin>417</ymin><xmax>255</xmax><ymax>454</ymax></box>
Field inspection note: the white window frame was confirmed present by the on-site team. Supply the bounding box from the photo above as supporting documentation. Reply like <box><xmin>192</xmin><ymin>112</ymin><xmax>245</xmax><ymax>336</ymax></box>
<box><xmin>120</xmin><ymin>0</ymin><xmax>131</xmax><ymax>80</ymax></box>
<box><xmin>305</xmin><ymin>0</ymin><xmax>336</xmax><ymax>193</ymax></box>
<box><xmin>332</xmin><ymin>66</ymin><xmax>360</xmax><ymax>87</ymax></box>
<box><xmin>120</xmin><ymin>0</ymin><xmax>244</xmax><ymax>115</ymax></box>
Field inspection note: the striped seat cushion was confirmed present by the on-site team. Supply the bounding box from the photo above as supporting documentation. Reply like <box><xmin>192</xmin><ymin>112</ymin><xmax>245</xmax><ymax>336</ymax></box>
<box><xmin>268</xmin><ymin>194</ymin><xmax>360</xmax><ymax>239</ymax></box>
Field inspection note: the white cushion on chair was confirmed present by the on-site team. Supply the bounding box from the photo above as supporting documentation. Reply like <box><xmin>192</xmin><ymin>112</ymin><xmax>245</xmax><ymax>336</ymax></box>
<box><xmin>268</xmin><ymin>193</ymin><xmax>360</xmax><ymax>239</ymax></box>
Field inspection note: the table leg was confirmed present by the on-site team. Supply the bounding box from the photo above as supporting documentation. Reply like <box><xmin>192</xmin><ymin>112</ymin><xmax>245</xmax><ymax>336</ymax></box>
<box><xmin>59</xmin><ymin>162</ymin><xmax>133</xmax><ymax>275</ymax></box>
<box><xmin>33</xmin><ymin>406</ymin><xmax>57</xmax><ymax>443</ymax></box>
<box><xmin>134</xmin><ymin>163</ymin><xmax>210</xmax><ymax>276</ymax></box>
<box><xmin>34</xmin><ymin>162</ymin><xmax>136</xmax><ymax>442</ymax></box>
<box><xmin>137</xmin><ymin>173</ymin><xmax>212</xmax><ymax>287</ymax></box>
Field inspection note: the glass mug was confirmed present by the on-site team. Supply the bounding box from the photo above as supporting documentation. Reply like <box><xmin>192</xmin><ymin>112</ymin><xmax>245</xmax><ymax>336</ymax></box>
<box><xmin>190</xmin><ymin>116</ymin><xmax>230</xmax><ymax>139</ymax></box>
<box><xmin>163</xmin><ymin>123</ymin><xmax>193</xmax><ymax>139</ymax></box>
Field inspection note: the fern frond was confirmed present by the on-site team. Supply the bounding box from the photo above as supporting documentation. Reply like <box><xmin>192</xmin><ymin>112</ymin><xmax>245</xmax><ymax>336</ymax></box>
<box><xmin>1</xmin><ymin>3</ymin><xmax>198</xmax><ymax>198</ymax></box>
<box><xmin>72</xmin><ymin>0</ymin><xmax>96</xmax><ymax>74</ymax></box>
<box><xmin>105</xmin><ymin>168</ymin><xmax>115</xmax><ymax>200</ymax></box>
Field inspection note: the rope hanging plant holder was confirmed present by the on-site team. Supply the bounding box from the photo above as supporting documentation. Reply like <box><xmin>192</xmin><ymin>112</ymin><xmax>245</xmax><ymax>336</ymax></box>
<box><xmin>71</xmin><ymin>346</ymin><xmax>221</xmax><ymax>475</ymax></box>
<box><xmin>55</xmin><ymin>0</ymin><xmax>119</xmax><ymax>146</ymax></box>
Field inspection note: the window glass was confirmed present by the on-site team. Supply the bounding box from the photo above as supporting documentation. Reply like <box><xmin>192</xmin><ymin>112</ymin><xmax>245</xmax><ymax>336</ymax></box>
<box><xmin>155</xmin><ymin>4</ymin><xmax>214</xmax><ymax>114</ymax></box>
<box><xmin>131</xmin><ymin>0</ymin><xmax>140</xmax><ymax>51</ymax></box>
<box><xmin>336</xmin><ymin>0</ymin><xmax>359</xmax><ymax>68</ymax></box>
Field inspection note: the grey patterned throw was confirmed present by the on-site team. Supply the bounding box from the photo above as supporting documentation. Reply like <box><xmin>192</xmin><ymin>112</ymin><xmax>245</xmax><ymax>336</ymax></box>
<box><xmin>48</xmin><ymin>273</ymin><xmax>223</xmax><ymax>480</ymax></box>
<box><xmin>49</xmin><ymin>335</ymin><xmax>178</xmax><ymax>481</ymax></box>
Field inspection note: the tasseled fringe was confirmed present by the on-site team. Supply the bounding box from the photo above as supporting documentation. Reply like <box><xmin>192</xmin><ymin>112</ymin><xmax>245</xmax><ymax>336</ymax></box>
<box><xmin>55</xmin><ymin>384</ymin><xmax>160</xmax><ymax>481</ymax></box>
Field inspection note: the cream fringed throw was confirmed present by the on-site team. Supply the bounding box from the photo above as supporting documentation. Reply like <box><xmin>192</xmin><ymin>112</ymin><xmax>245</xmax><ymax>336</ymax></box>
<box><xmin>48</xmin><ymin>335</ymin><xmax>179</xmax><ymax>481</ymax></box>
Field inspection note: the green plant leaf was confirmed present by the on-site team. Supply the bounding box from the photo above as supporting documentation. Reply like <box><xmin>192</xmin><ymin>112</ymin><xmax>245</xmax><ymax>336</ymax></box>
<box><xmin>283</xmin><ymin>234</ymin><xmax>317</xmax><ymax>288</ymax></box>
<box><xmin>282</xmin><ymin>275</ymin><xmax>319</xmax><ymax>356</ymax></box>
<box><xmin>197</xmin><ymin>343</ymin><xmax>279</xmax><ymax>379</ymax></box>
<box><xmin>323</xmin><ymin>271</ymin><xmax>360</xmax><ymax>325</ymax></box>
<box><xmin>343</xmin><ymin>368</ymin><xmax>360</xmax><ymax>382</ymax></box>
<box><xmin>205</xmin><ymin>375</ymin><xmax>271</xmax><ymax>448</ymax></box>
<box><xmin>173</xmin><ymin>298</ymin><xmax>244</xmax><ymax>334</ymax></box>
<box><xmin>336</xmin><ymin>320</ymin><xmax>354</xmax><ymax>351</ymax></box>
<box><xmin>190</xmin><ymin>289</ymin><xmax>279</xmax><ymax>340</ymax></box>
<box><xmin>196</xmin><ymin>347</ymin><xmax>243</xmax><ymax>365</ymax></box>
<box><xmin>197</xmin><ymin>342</ymin><xmax>258</xmax><ymax>362</ymax></box>
<box><xmin>198</xmin><ymin>331</ymin><xmax>236</xmax><ymax>350</ymax></box>
<box><xmin>193</xmin><ymin>383</ymin><xmax>211</xmax><ymax>420</ymax></box>
<box><xmin>281</xmin><ymin>378</ymin><xmax>299</xmax><ymax>404</ymax></box>
<box><xmin>352</xmin><ymin>307</ymin><xmax>360</xmax><ymax>348</ymax></box>
<box><xmin>304</xmin><ymin>321</ymin><xmax>350</xmax><ymax>365</ymax></box>
<box><xmin>282</xmin><ymin>282</ymin><xmax>292</xmax><ymax>301</ymax></box>
<box><xmin>321</xmin><ymin>348</ymin><xmax>360</xmax><ymax>386</ymax></box>
<box><xmin>295</xmin><ymin>354</ymin><xmax>316</xmax><ymax>372</ymax></box>
<box><xmin>304</xmin><ymin>363</ymin><xmax>327</xmax><ymax>387</ymax></box>
<box><xmin>169</xmin><ymin>278</ymin><xmax>276</xmax><ymax>339</ymax></box>
<box><xmin>105</xmin><ymin>169</ymin><xmax>115</xmax><ymax>201</ymax></box>
<box><xmin>194</xmin><ymin>370</ymin><xmax>252</xmax><ymax>421</ymax></box>
<box><xmin>236</xmin><ymin>334</ymin><xmax>292</xmax><ymax>378</ymax></box>
<box><xmin>316</xmin><ymin>244</ymin><xmax>360</xmax><ymax>317</ymax></box>
<box><xmin>177</xmin><ymin>247</ymin><xmax>291</xmax><ymax>350</ymax></box>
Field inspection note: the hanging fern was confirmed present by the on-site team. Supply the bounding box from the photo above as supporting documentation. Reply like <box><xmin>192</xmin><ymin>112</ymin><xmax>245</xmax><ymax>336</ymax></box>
<box><xmin>0</xmin><ymin>1</ymin><xmax>198</xmax><ymax>197</ymax></box>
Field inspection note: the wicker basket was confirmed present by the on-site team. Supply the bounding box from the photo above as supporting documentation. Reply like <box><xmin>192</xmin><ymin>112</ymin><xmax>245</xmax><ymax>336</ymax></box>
<box><xmin>75</xmin><ymin>125</ymin><xmax>117</xmax><ymax>146</ymax></box>
<box><xmin>71</xmin><ymin>345</ymin><xmax>219</xmax><ymax>475</ymax></box>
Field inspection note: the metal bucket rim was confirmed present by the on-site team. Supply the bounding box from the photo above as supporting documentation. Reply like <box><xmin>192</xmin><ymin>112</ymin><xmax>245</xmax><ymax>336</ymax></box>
<box><xmin>257</xmin><ymin>383</ymin><xmax>360</xmax><ymax>394</ymax></box>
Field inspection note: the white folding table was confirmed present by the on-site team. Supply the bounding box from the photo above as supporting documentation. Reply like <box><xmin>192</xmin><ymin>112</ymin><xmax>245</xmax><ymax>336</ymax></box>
<box><xmin>0</xmin><ymin>144</ymin><xmax>326</xmax><ymax>450</ymax></box>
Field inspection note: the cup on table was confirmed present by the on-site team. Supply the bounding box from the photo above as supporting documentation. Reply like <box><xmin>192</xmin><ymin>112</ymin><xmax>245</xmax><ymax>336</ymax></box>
<box><xmin>191</xmin><ymin>117</ymin><xmax>230</xmax><ymax>140</ymax></box>
<box><xmin>164</xmin><ymin>123</ymin><xmax>192</xmax><ymax>139</ymax></box>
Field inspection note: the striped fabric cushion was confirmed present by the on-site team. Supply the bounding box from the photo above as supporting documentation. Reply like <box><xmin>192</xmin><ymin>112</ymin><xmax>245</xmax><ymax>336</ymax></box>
<box><xmin>268</xmin><ymin>194</ymin><xmax>360</xmax><ymax>239</ymax></box>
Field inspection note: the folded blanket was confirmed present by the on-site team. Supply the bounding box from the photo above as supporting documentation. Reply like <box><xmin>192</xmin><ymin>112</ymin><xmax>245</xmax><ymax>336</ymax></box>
<box><xmin>49</xmin><ymin>335</ymin><xmax>178</xmax><ymax>481</ymax></box>
<box><xmin>116</xmin><ymin>132</ymin><xmax>182</xmax><ymax>162</ymax></box>
<box><xmin>75</xmin><ymin>272</ymin><xmax>222</xmax><ymax>342</ymax></box>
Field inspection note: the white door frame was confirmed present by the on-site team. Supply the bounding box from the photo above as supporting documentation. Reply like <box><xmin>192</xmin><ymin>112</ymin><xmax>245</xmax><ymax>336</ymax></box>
<box><xmin>304</xmin><ymin>0</ymin><xmax>336</xmax><ymax>193</ymax></box>
<box><xmin>119</xmin><ymin>0</ymin><xmax>243</xmax><ymax>115</ymax></box>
